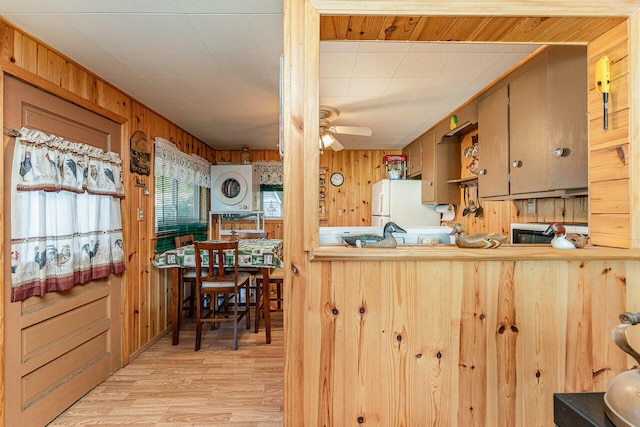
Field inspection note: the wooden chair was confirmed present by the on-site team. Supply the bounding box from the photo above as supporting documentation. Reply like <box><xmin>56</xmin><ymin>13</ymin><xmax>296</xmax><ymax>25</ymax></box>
<box><xmin>175</xmin><ymin>234</ymin><xmax>198</xmax><ymax>318</ymax></box>
<box><xmin>228</xmin><ymin>231</ymin><xmax>268</xmax><ymax>315</ymax></box>
<box><xmin>194</xmin><ymin>241</ymin><xmax>252</xmax><ymax>351</ymax></box>
<box><xmin>255</xmin><ymin>268</ymin><xmax>284</xmax><ymax>333</ymax></box>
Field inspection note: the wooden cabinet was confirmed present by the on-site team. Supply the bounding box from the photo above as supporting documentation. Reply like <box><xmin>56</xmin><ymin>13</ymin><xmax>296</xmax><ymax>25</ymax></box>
<box><xmin>421</xmin><ymin>131</ymin><xmax>460</xmax><ymax>204</ymax></box>
<box><xmin>403</xmin><ymin>140</ymin><xmax>422</xmax><ymax>177</ymax></box>
<box><xmin>478</xmin><ymin>45</ymin><xmax>588</xmax><ymax>199</ymax></box>
<box><xmin>477</xmin><ymin>84</ymin><xmax>509</xmax><ymax>198</ymax></box>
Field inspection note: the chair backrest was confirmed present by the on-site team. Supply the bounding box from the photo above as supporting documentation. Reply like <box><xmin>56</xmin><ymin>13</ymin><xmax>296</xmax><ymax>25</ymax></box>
<box><xmin>194</xmin><ymin>240</ymin><xmax>239</xmax><ymax>285</ymax></box>
<box><xmin>175</xmin><ymin>234</ymin><xmax>195</xmax><ymax>248</ymax></box>
<box><xmin>229</xmin><ymin>231</ymin><xmax>268</xmax><ymax>241</ymax></box>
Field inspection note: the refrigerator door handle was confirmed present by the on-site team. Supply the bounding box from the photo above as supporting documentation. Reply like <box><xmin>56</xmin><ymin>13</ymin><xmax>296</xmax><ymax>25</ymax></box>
<box><xmin>378</xmin><ymin>193</ymin><xmax>384</xmax><ymax>215</ymax></box>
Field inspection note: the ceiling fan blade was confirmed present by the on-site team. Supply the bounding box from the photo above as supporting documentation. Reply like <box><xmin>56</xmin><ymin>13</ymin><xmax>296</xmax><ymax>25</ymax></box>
<box><xmin>330</xmin><ymin>125</ymin><xmax>372</xmax><ymax>137</ymax></box>
<box><xmin>330</xmin><ymin>138</ymin><xmax>344</xmax><ymax>151</ymax></box>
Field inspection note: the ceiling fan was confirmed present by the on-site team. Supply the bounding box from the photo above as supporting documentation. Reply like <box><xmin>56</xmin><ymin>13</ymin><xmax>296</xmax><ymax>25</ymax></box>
<box><xmin>319</xmin><ymin>105</ymin><xmax>372</xmax><ymax>151</ymax></box>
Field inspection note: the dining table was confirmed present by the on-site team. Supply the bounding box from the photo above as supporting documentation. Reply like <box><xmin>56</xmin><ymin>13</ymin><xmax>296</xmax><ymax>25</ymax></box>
<box><xmin>153</xmin><ymin>238</ymin><xmax>284</xmax><ymax>346</ymax></box>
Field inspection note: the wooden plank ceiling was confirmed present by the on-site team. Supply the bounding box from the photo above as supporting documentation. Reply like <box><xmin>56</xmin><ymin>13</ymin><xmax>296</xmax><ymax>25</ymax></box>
<box><xmin>320</xmin><ymin>16</ymin><xmax>627</xmax><ymax>43</ymax></box>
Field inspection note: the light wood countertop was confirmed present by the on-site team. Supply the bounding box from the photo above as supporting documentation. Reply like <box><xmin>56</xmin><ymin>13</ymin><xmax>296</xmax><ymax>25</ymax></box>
<box><xmin>311</xmin><ymin>244</ymin><xmax>640</xmax><ymax>261</ymax></box>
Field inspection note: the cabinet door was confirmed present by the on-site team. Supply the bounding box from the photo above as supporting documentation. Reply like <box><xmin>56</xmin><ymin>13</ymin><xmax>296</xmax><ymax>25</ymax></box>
<box><xmin>405</xmin><ymin>140</ymin><xmax>422</xmax><ymax>177</ymax></box>
<box><xmin>510</xmin><ymin>59</ymin><xmax>548</xmax><ymax>194</ymax></box>
<box><xmin>477</xmin><ymin>85</ymin><xmax>510</xmax><ymax>198</ymax></box>
<box><xmin>421</xmin><ymin>132</ymin><xmax>436</xmax><ymax>203</ymax></box>
<box><xmin>422</xmin><ymin>131</ymin><xmax>459</xmax><ymax>204</ymax></box>
<box><xmin>546</xmin><ymin>46</ymin><xmax>588</xmax><ymax>190</ymax></box>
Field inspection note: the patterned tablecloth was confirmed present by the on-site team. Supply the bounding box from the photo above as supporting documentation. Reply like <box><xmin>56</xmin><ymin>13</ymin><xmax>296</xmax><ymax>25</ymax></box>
<box><xmin>153</xmin><ymin>239</ymin><xmax>284</xmax><ymax>269</ymax></box>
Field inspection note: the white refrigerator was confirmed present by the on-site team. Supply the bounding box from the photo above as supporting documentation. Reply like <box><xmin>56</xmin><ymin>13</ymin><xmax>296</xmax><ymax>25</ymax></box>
<box><xmin>371</xmin><ymin>179</ymin><xmax>441</xmax><ymax>227</ymax></box>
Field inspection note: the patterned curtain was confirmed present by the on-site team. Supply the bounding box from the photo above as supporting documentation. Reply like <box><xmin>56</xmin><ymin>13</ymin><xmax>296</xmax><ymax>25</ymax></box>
<box><xmin>253</xmin><ymin>160</ymin><xmax>283</xmax><ymax>185</ymax></box>
<box><xmin>154</xmin><ymin>137</ymin><xmax>211</xmax><ymax>188</ymax></box>
<box><xmin>10</xmin><ymin>127</ymin><xmax>126</xmax><ymax>302</ymax></box>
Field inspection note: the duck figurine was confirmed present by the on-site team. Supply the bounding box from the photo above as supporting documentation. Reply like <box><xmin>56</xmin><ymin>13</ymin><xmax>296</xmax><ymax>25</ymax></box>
<box><xmin>342</xmin><ymin>222</ymin><xmax>406</xmax><ymax>248</ymax></box>
<box><xmin>449</xmin><ymin>222</ymin><xmax>507</xmax><ymax>249</ymax></box>
<box><xmin>543</xmin><ymin>222</ymin><xmax>589</xmax><ymax>249</ymax></box>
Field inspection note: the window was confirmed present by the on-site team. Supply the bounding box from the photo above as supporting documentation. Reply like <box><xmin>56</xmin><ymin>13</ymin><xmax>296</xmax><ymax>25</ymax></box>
<box><xmin>154</xmin><ymin>137</ymin><xmax>211</xmax><ymax>253</ymax></box>
<box><xmin>154</xmin><ymin>177</ymin><xmax>209</xmax><ymax>253</ymax></box>
<box><xmin>261</xmin><ymin>186</ymin><xmax>284</xmax><ymax>219</ymax></box>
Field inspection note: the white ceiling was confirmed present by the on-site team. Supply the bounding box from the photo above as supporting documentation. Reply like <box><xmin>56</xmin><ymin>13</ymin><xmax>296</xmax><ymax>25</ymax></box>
<box><xmin>0</xmin><ymin>0</ymin><xmax>539</xmax><ymax>151</ymax></box>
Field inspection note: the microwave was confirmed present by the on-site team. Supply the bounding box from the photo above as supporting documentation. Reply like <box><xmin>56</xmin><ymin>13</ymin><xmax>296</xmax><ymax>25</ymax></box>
<box><xmin>510</xmin><ymin>222</ymin><xmax>588</xmax><ymax>244</ymax></box>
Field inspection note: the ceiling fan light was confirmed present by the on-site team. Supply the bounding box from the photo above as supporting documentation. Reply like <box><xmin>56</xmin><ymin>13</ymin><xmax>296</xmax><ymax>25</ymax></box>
<box><xmin>320</xmin><ymin>133</ymin><xmax>336</xmax><ymax>148</ymax></box>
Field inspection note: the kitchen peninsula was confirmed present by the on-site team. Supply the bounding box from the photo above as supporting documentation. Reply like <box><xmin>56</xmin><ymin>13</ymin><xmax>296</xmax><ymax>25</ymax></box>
<box><xmin>283</xmin><ymin>3</ymin><xmax>640</xmax><ymax>427</ymax></box>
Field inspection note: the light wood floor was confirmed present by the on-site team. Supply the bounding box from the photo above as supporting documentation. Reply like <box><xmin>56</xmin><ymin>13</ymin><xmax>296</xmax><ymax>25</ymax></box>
<box><xmin>48</xmin><ymin>312</ymin><xmax>284</xmax><ymax>426</ymax></box>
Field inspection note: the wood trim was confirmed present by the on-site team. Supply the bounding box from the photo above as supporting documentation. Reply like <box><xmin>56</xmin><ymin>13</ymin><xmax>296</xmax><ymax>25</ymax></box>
<box><xmin>311</xmin><ymin>245</ymin><xmax>640</xmax><ymax>262</ymax></box>
<box><xmin>630</xmin><ymin>11</ymin><xmax>640</xmax><ymax>248</ymax></box>
<box><xmin>283</xmin><ymin>0</ymin><xmax>318</xmax><ymax>420</ymax></box>
<box><xmin>310</xmin><ymin>1</ymin><xmax>640</xmax><ymax>16</ymax></box>
<box><xmin>0</xmin><ymin>63</ymin><xmax>128</xmax><ymax>125</ymax></box>
<box><xmin>0</xmin><ymin>69</ymin><xmax>4</xmax><ymax>426</ymax></box>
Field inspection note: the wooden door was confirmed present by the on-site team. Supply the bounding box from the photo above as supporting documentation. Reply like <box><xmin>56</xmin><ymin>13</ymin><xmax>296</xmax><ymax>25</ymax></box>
<box><xmin>477</xmin><ymin>84</ymin><xmax>510</xmax><ymax>198</ymax></box>
<box><xmin>3</xmin><ymin>76</ymin><xmax>123</xmax><ymax>426</ymax></box>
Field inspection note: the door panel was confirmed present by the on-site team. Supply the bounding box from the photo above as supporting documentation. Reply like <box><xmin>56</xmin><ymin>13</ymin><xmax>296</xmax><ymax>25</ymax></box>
<box><xmin>509</xmin><ymin>59</ymin><xmax>548</xmax><ymax>194</ymax></box>
<box><xmin>3</xmin><ymin>76</ymin><xmax>123</xmax><ymax>427</ymax></box>
<box><xmin>477</xmin><ymin>84</ymin><xmax>509</xmax><ymax>198</ymax></box>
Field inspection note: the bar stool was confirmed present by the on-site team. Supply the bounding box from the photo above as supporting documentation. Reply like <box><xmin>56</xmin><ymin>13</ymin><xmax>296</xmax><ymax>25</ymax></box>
<box><xmin>175</xmin><ymin>235</ymin><xmax>198</xmax><ymax>317</ymax></box>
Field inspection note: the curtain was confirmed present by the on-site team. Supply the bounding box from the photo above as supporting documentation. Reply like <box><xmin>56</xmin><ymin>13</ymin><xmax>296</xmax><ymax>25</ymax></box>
<box><xmin>10</xmin><ymin>127</ymin><xmax>126</xmax><ymax>302</ymax></box>
<box><xmin>154</xmin><ymin>137</ymin><xmax>211</xmax><ymax>188</ymax></box>
<box><xmin>253</xmin><ymin>161</ymin><xmax>283</xmax><ymax>186</ymax></box>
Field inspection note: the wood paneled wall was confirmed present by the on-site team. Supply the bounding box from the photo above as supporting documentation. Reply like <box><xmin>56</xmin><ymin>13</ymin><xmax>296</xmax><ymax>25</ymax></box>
<box><xmin>0</xmin><ymin>19</ymin><xmax>217</xmax><ymax>368</ymax></box>
<box><xmin>306</xmin><ymin>256</ymin><xmax>633</xmax><ymax>426</ymax></box>
<box><xmin>588</xmin><ymin>22</ymin><xmax>631</xmax><ymax>248</ymax></box>
<box><xmin>320</xmin><ymin>149</ymin><xmax>400</xmax><ymax>226</ymax></box>
<box><xmin>127</xmin><ymin>102</ymin><xmax>215</xmax><ymax>362</ymax></box>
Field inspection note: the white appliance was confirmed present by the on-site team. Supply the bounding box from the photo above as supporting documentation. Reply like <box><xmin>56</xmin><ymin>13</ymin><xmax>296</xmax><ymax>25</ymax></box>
<box><xmin>210</xmin><ymin>164</ymin><xmax>259</xmax><ymax>213</ymax></box>
<box><xmin>371</xmin><ymin>179</ymin><xmax>441</xmax><ymax>227</ymax></box>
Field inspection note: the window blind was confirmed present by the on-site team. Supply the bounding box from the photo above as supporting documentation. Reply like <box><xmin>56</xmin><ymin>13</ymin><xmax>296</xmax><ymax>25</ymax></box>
<box><xmin>154</xmin><ymin>138</ymin><xmax>210</xmax><ymax>253</ymax></box>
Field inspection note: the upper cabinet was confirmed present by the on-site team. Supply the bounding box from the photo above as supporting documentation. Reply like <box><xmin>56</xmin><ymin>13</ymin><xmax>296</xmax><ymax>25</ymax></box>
<box><xmin>403</xmin><ymin>140</ymin><xmax>422</xmax><ymax>177</ymax></box>
<box><xmin>422</xmin><ymin>130</ymin><xmax>460</xmax><ymax>205</ymax></box>
<box><xmin>477</xmin><ymin>84</ymin><xmax>509</xmax><ymax>198</ymax></box>
<box><xmin>478</xmin><ymin>45</ymin><xmax>588</xmax><ymax>199</ymax></box>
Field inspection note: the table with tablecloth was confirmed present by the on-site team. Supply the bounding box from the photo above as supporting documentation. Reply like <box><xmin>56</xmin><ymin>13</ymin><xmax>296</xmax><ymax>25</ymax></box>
<box><xmin>153</xmin><ymin>239</ymin><xmax>283</xmax><ymax>345</ymax></box>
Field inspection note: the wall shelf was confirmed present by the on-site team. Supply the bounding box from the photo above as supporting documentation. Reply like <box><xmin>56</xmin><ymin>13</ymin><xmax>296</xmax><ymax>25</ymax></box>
<box><xmin>319</xmin><ymin>167</ymin><xmax>328</xmax><ymax>222</ymax></box>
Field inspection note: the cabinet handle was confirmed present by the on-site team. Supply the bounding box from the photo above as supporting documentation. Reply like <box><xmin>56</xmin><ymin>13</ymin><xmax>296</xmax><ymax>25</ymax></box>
<box><xmin>427</xmin><ymin>181</ymin><xmax>433</xmax><ymax>187</ymax></box>
<box><xmin>512</xmin><ymin>160</ymin><xmax>523</xmax><ymax>168</ymax></box>
<box><xmin>553</xmin><ymin>148</ymin><xmax>565</xmax><ymax>158</ymax></box>
<box><xmin>479</xmin><ymin>169</ymin><xmax>487</xmax><ymax>175</ymax></box>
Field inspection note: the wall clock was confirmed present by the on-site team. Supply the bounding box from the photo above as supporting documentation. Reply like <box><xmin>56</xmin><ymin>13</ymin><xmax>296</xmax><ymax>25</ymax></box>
<box><xmin>330</xmin><ymin>172</ymin><xmax>344</xmax><ymax>187</ymax></box>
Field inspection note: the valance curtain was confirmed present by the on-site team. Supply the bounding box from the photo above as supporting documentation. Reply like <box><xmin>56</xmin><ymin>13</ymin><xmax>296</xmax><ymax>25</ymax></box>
<box><xmin>253</xmin><ymin>160</ymin><xmax>283</xmax><ymax>186</ymax></box>
<box><xmin>154</xmin><ymin>137</ymin><xmax>211</xmax><ymax>188</ymax></box>
<box><xmin>10</xmin><ymin>127</ymin><xmax>126</xmax><ymax>302</ymax></box>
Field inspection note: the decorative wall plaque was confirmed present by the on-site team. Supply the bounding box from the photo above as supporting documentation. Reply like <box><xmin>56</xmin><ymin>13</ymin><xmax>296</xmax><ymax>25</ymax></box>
<box><xmin>130</xmin><ymin>130</ymin><xmax>151</xmax><ymax>175</ymax></box>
